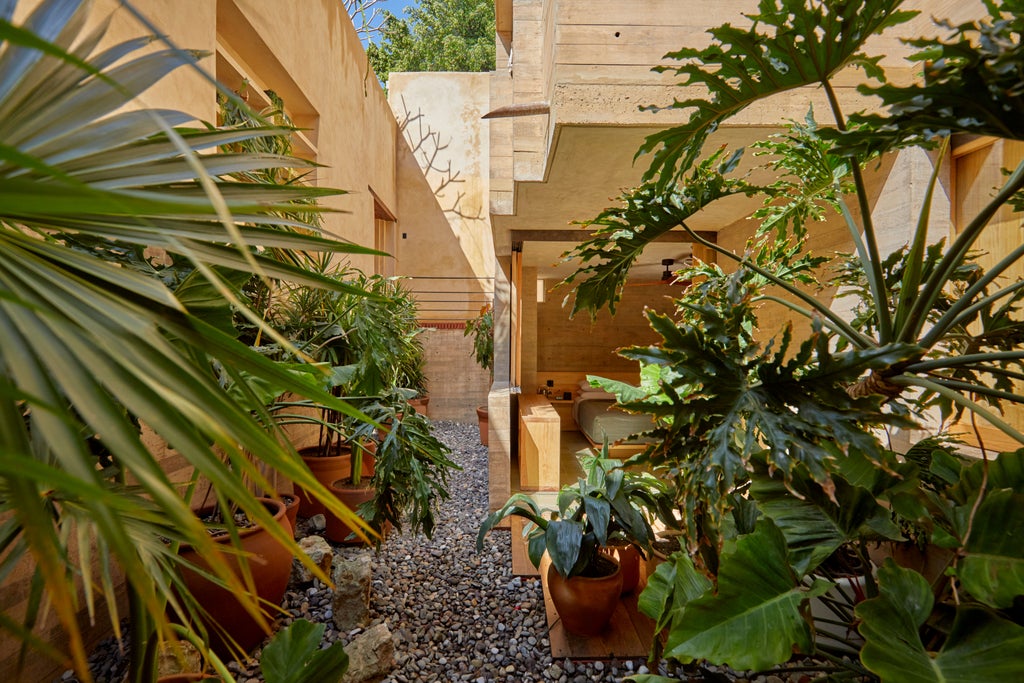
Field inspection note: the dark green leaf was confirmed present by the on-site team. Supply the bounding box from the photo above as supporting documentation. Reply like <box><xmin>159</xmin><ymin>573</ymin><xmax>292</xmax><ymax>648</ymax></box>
<box><xmin>956</xmin><ymin>489</ymin><xmax>1024</xmax><ymax>608</ymax></box>
<box><xmin>261</xmin><ymin>619</ymin><xmax>349</xmax><ymax>683</ymax></box>
<box><xmin>857</xmin><ymin>561</ymin><xmax>1024</xmax><ymax>682</ymax></box>
<box><xmin>638</xmin><ymin>0</ymin><xmax>915</xmax><ymax>186</ymax></box>
<box><xmin>663</xmin><ymin>520</ymin><xmax>829</xmax><ymax>670</ymax></box>
<box><xmin>546</xmin><ymin>519</ymin><xmax>583</xmax><ymax>578</ymax></box>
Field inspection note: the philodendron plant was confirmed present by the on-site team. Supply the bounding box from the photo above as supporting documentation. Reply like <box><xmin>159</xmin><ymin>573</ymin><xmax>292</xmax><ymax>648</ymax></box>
<box><xmin>560</xmin><ymin>0</ymin><xmax>1024</xmax><ymax>681</ymax></box>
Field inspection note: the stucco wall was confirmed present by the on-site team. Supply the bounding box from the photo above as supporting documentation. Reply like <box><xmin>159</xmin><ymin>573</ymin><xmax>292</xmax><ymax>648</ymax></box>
<box><xmin>388</xmin><ymin>72</ymin><xmax>496</xmax><ymax>421</ymax></box>
<box><xmin>420</xmin><ymin>326</ymin><xmax>491</xmax><ymax>422</ymax></box>
<box><xmin>388</xmin><ymin>72</ymin><xmax>495</xmax><ymax>321</ymax></box>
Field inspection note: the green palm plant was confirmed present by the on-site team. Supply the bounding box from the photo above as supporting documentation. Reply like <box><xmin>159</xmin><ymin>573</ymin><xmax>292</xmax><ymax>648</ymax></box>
<box><xmin>0</xmin><ymin>1</ymin><xmax>377</xmax><ymax>680</ymax></box>
<box><xmin>560</xmin><ymin>0</ymin><xmax>1024</xmax><ymax>680</ymax></box>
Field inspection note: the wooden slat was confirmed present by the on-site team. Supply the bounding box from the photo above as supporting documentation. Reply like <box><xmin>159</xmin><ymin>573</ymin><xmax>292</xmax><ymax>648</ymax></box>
<box><xmin>511</xmin><ymin>517</ymin><xmax>541</xmax><ymax>576</ymax></box>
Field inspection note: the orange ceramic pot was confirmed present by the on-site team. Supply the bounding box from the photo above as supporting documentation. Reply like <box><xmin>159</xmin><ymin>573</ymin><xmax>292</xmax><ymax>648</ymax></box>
<box><xmin>476</xmin><ymin>406</ymin><xmax>489</xmax><ymax>446</ymax></box>
<box><xmin>276</xmin><ymin>492</ymin><xmax>300</xmax><ymax>537</ymax></box>
<box><xmin>601</xmin><ymin>542</ymin><xmax>641</xmax><ymax>594</ymax></box>
<box><xmin>408</xmin><ymin>396</ymin><xmax>429</xmax><ymax>416</ymax></box>
<box><xmin>294</xmin><ymin>444</ymin><xmax>373</xmax><ymax>517</ymax></box>
<box><xmin>176</xmin><ymin>498</ymin><xmax>290</xmax><ymax>656</ymax></box>
<box><xmin>325</xmin><ymin>480</ymin><xmax>376</xmax><ymax>544</ymax></box>
<box><xmin>545</xmin><ymin>556</ymin><xmax>622</xmax><ymax>636</ymax></box>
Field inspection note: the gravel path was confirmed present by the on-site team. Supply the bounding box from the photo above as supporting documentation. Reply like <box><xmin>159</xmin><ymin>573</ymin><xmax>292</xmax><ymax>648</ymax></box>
<box><xmin>351</xmin><ymin>420</ymin><xmax>648</xmax><ymax>683</ymax></box>
<box><xmin>59</xmin><ymin>421</ymin><xmax>650</xmax><ymax>683</ymax></box>
<box><xmin>62</xmin><ymin>421</ymin><xmax>824</xmax><ymax>683</ymax></box>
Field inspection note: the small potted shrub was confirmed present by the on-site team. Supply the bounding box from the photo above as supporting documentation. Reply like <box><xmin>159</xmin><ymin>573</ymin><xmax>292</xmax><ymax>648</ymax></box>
<box><xmin>477</xmin><ymin>456</ymin><xmax>669</xmax><ymax>635</ymax></box>
<box><xmin>326</xmin><ymin>390</ymin><xmax>460</xmax><ymax>545</ymax></box>
<box><xmin>580</xmin><ymin>452</ymin><xmax>676</xmax><ymax>594</ymax></box>
<box><xmin>464</xmin><ymin>304</ymin><xmax>493</xmax><ymax>444</ymax></box>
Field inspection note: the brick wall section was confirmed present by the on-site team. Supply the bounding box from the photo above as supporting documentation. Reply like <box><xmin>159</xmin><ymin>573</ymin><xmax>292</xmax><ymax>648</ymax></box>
<box><xmin>420</xmin><ymin>323</ymin><xmax>491</xmax><ymax>422</ymax></box>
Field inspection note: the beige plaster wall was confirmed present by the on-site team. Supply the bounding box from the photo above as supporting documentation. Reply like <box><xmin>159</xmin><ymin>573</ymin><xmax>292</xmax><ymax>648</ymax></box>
<box><xmin>220</xmin><ymin>0</ymin><xmax>399</xmax><ymax>269</ymax></box>
<box><xmin>389</xmin><ymin>72</ymin><xmax>495</xmax><ymax>320</ymax></box>
<box><xmin>388</xmin><ymin>72</ymin><xmax>496</xmax><ymax>421</ymax></box>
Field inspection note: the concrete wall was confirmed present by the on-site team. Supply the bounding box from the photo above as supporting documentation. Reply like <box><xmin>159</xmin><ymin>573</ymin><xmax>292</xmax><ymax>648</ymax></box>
<box><xmin>420</xmin><ymin>326</ymin><xmax>491</xmax><ymax>422</ymax></box>
<box><xmin>388</xmin><ymin>72</ymin><xmax>495</xmax><ymax>322</ymax></box>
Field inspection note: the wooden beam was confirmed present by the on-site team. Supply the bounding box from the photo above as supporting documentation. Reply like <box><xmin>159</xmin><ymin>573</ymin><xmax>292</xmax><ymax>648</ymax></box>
<box><xmin>495</xmin><ymin>0</ymin><xmax>513</xmax><ymax>39</ymax></box>
<box><xmin>483</xmin><ymin>102</ymin><xmax>550</xmax><ymax>119</ymax></box>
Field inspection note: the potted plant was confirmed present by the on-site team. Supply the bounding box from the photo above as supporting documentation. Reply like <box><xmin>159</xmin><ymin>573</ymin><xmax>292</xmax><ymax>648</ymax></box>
<box><xmin>0</xmin><ymin>2</ymin><xmax>378</xmax><ymax>680</ymax></box>
<box><xmin>465</xmin><ymin>304</ymin><xmax>494</xmax><ymax>444</ymax></box>
<box><xmin>560</xmin><ymin>0</ymin><xmax>1024</xmax><ymax>678</ymax></box>
<box><xmin>172</xmin><ymin>497</ymin><xmax>294</xmax><ymax>657</ymax></box>
<box><xmin>274</xmin><ymin>271</ymin><xmax>430</xmax><ymax>515</ymax></box>
<box><xmin>477</xmin><ymin>453</ymin><xmax>669</xmax><ymax>635</ymax></box>
<box><xmin>327</xmin><ymin>390</ymin><xmax>460</xmax><ymax>544</ymax></box>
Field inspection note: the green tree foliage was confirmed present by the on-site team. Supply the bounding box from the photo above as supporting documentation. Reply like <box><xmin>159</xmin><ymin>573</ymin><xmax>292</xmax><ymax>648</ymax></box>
<box><xmin>367</xmin><ymin>0</ymin><xmax>495</xmax><ymax>87</ymax></box>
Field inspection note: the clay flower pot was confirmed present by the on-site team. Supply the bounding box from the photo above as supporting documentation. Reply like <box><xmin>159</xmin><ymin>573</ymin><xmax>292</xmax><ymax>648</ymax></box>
<box><xmin>175</xmin><ymin>498</ymin><xmax>291</xmax><ymax>656</ymax></box>
<box><xmin>601</xmin><ymin>541</ymin><xmax>641</xmax><ymax>594</ymax></box>
<box><xmin>325</xmin><ymin>480</ymin><xmax>376</xmax><ymax>544</ymax></box>
<box><xmin>545</xmin><ymin>555</ymin><xmax>622</xmax><ymax>636</ymax></box>
<box><xmin>408</xmin><ymin>395</ymin><xmax>429</xmax><ymax>416</ymax></box>
<box><xmin>294</xmin><ymin>444</ymin><xmax>372</xmax><ymax>517</ymax></box>
<box><xmin>476</xmin><ymin>405</ymin><xmax>489</xmax><ymax>446</ymax></box>
<box><xmin>277</xmin><ymin>492</ymin><xmax>300</xmax><ymax>537</ymax></box>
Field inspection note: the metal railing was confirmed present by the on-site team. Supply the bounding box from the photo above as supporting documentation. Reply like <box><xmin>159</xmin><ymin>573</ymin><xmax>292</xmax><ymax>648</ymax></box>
<box><xmin>404</xmin><ymin>275</ymin><xmax>494</xmax><ymax>317</ymax></box>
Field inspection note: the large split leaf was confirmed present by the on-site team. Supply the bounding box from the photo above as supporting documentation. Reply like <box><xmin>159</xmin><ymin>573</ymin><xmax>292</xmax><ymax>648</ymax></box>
<box><xmin>750</xmin><ymin>462</ymin><xmax>902</xmax><ymax>575</ymax></box>
<box><xmin>560</xmin><ymin>147</ymin><xmax>757</xmax><ymax>318</ymax></box>
<box><xmin>663</xmin><ymin>520</ymin><xmax>830</xmax><ymax>670</ymax></box>
<box><xmin>638</xmin><ymin>0</ymin><xmax>915</xmax><ymax>186</ymax></box>
<box><xmin>261</xmin><ymin>619</ymin><xmax>349</xmax><ymax>683</ymax></box>
<box><xmin>840</xmin><ymin>1</ymin><xmax>1024</xmax><ymax>156</ymax></box>
<box><xmin>857</xmin><ymin>561</ymin><xmax>1024</xmax><ymax>682</ymax></box>
<box><xmin>955</xmin><ymin>489</ymin><xmax>1024</xmax><ymax>609</ymax></box>
<box><xmin>636</xmin><ymin>551</ymin><xmax>713</xmax><ymax>634</ymax></box>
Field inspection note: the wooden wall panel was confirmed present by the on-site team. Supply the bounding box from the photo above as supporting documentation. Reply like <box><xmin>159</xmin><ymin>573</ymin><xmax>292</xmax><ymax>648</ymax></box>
<box><xmin>532</xmin><ymin>284</ymin><xmax>677</xmax><ymax>388</ymax></box>
<box><xmin>953</xmin><ymin>140</ymin><xmax>1024</xmax><ymax>449</ymax></box>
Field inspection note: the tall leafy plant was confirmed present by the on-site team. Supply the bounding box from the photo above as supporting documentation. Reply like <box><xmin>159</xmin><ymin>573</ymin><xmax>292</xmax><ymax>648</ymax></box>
<box><xmin>0</xmin><ymin>1</ymin><xmax>375</xmax><ymax>680</ymax></box>
<box><xmin>561</xmin><ymin>1</ymin><xmax>1024</xmax><ymax>680</ymax></box>
<box><xmin>465</xmin><ymin>303</ymin><xmax>493</xmax><ymax>373</ymax></box>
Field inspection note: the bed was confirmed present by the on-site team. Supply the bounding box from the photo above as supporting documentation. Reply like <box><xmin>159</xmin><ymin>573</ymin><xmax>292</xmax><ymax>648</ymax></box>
<box><xmin>573</xmin><ymin>384</ymin><xmax>656</xmax><ymax>452</ymax></box>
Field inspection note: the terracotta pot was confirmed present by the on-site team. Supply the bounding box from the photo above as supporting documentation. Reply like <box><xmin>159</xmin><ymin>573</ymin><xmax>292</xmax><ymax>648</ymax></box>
<box><xmin>545</xmin><ymin>556</ymin><xmax>622</xmax><ymax>636</ymax></box>
<box><xmin>601</xmin><ymin>542</ymin><xmax>641</xmax><ymax>594</ymax></box>
<box><xmin>476</xmin><ymin>405</ymin><xmax>489</xmax><ymax>446</ymax></box>
<box><xmin>176</xmin><ymin>498</ymin><xmax>291</xmax><ymax>656</ymax></box>
<box><xmin>325</xmin><ymin>480</ymin><xmax>376</xmax><ymax>544</ymax></box>
<box><xmin>277</xmin><ymin>492</ymin><xmax>300</xmax><ymax>537</ymax></box>
<box><xmin>294</xmin><ymin>444</ymin><xmax>372</xmax><ymax>517</ymax></box>
<box><xmin>408</xmin><ymin>395</ymin><xmax>429</xmax><ymax>416</ymax></box>
<box><xmin>868</xmin><ymin>541</ymin><xmax>953</xmax><ymax>591</ymax></box>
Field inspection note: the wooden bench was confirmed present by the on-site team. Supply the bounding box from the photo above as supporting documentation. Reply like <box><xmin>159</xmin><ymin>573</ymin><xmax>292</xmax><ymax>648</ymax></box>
<box><xmin>518</xmin><ymin>393</ymin><xmax>560</xmax><ymax>490</ymax></box>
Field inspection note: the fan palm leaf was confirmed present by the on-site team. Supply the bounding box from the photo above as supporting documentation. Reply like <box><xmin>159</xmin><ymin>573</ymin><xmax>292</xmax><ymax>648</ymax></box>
<box><xmin>0</xmin><ymin>1</ymin><xmax>377</xmax><ymax>679</ymax></box>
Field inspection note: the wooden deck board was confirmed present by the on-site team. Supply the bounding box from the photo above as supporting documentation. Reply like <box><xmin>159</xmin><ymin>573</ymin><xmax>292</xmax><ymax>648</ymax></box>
<box><xmin>539</xmin><ymin>555</ymin><xmax>654</xmax><ymax>659</ymax></box>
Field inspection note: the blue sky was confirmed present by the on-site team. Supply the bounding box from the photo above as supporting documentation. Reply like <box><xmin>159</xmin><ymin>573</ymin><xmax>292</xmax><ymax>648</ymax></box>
<box><xmin>376</xmin><ymin>0</ymin><xmax>414</xmax><ymax>20</ymax></box>
<box><xmin>357</xmin><ymin>0</ymin><xmax>416</xmax><ymax>45</ymax></box>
